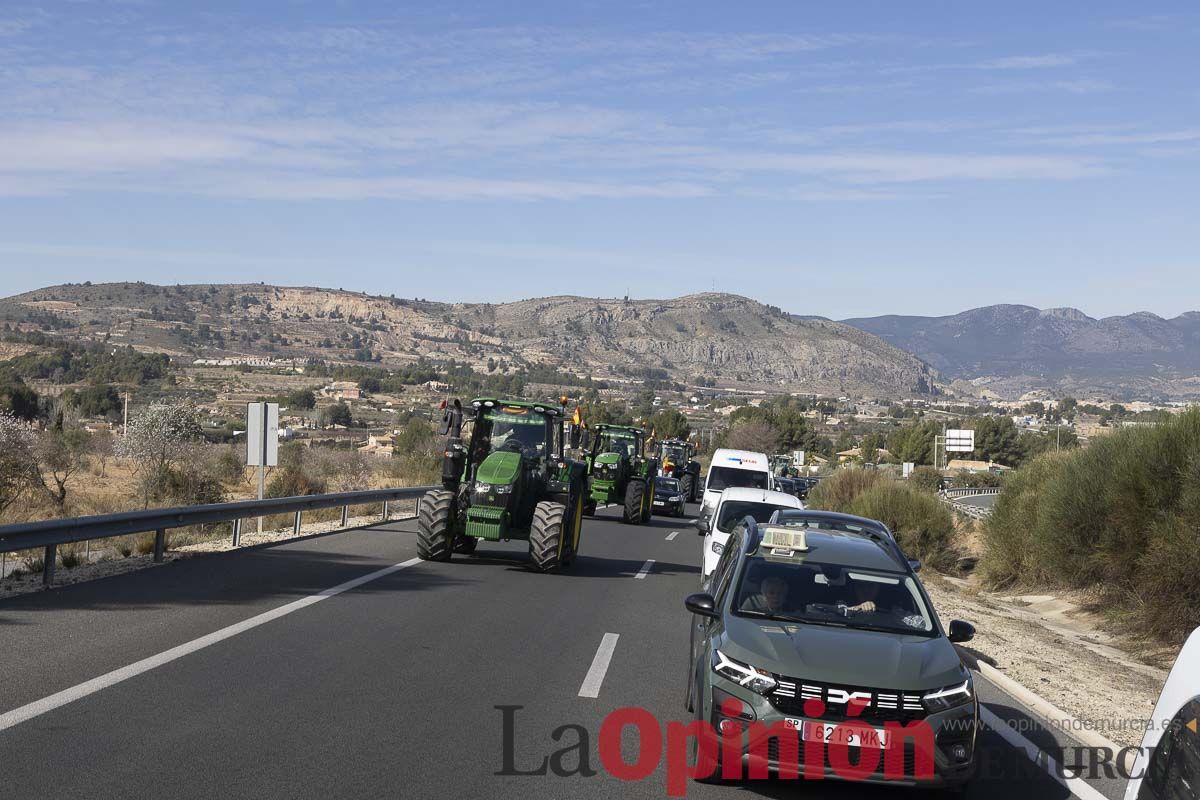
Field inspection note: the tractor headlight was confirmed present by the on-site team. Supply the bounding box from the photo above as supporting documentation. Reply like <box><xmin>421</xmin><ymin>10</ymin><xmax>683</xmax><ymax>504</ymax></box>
<box><xmin>474</xmin><ymin>482</ymin><xmax>491</xmax><ymax>493</ymax></box>
<box><xmin>711</xmin><ymin>650</ymin><xmax>777</xmax><ymax>695</ymax></box>
<box><xmin>921</xmin><ymin>678</ymin><xmax>974</xmax><ymax>713</ymax></box>
<box><xmin>493</xmin><ymin>483</ymin><xmax>513</xmax><ymax>494</ymax></box>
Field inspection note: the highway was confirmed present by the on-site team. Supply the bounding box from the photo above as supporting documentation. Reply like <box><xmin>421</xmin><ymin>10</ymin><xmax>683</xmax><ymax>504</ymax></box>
<box><xmin>955</xmin><ymin>494</ymin><xmax>999</xmax><ymax>511</ymax></box>
<box><xmin>0</xmin><ymin>504</ymin><xmax>1125</xmax><ymax>799</ymax></box>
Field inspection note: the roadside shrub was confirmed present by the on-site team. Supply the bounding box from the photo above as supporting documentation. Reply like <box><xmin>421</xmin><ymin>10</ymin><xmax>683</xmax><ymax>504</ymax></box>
<box><xmin>163</xmin><ymin>464</ymin><xmax>229</xmax><ymax>506</ymax></box>
<box><xmin>807</xmin><ymin>468</ymin><xmax>883</xmax><ymax>512</ymax></box>
<box><xmin>981</xmin><ymin>409</ymin><xmax>1200</xmax><ymax>644</ymax></box>
<box><xmin>266</xmin><ymin>443</ymin><xmax>328</xmax><ymax>498</ymax></box>
<box><xmin>845</xmin><ymin>483</ymin><xmax>958</xmax><ymax>572</ymax></box>
<box><xmin>59</xmin><ymin>545</ymin><xmax>84</xmax><ymax>569</ymax></box>
<box><xmin>908</xmin><ymin>466</ymin><xmax>943</xmax><ymax>494</ymax></box>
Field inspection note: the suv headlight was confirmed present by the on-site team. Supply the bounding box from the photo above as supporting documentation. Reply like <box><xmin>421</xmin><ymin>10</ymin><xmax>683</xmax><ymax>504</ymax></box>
<box><xmin>921</xmin><ymin>678</ymin><xmax>974</xmax><ymax>713</ymax></box>
<box><xmin>711</xmin><ymin>649</ymin><xmax>777</xmax><ymax>695</ymax></box>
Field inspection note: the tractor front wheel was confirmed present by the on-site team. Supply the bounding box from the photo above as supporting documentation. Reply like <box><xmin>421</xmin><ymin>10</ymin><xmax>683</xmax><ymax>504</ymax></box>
<box><xmin>622</xmin><ymin>480</ymin><xmax>646</xmax><ymax>524</ymax></box>
<box><xmin>417</xmin><ymin>490</ymin><xmax>455</xmax><ymax>561</ymax></box>
<box><xmin>529</xmin><ymin>500</ymin><xmax>568</xmax><ymax>573</ymax></box>
<box><xmin>680</xmin><ymin>473</ymin><xmax>696</xmax><ymax>504</ymax></box>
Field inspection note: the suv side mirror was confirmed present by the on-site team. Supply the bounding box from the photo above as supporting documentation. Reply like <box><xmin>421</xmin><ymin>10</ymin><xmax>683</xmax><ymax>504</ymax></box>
<box><xmin>907</xmin><ymin>559</ymin><xmax>922</xmax><ymax>573</ymax></box>
<box><xmin>685</xmin><ymin>592</ymin><xmax>718</xmax><ymax>618</ymax></box>
<box><xmin>695</xmin><ymin>516</ymin><xmax>710</xmax><ymax>534</ymax></box>
<box><xmin>948</xmin><ymin>620</ymin><xmax>975</xmax><ymax>643</ymax></box>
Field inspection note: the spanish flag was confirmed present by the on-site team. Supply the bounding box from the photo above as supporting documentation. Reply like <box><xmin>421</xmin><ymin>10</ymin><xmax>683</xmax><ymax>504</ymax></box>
<box><xmin>572</xmin><ymin>406</ymin><xmax>582</xmax><ymax>426</ymax></box>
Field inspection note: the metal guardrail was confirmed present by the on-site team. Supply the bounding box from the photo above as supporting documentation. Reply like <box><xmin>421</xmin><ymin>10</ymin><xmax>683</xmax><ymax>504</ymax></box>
<box><xmin>0</xmin><ymin>486</ymin><xmax>435</xmax><ymax>586</ymax></box>
<box><xmin>943</xmin><ymin>487</ymin><xmax>1002</xmax><ymax>498</ymax></box>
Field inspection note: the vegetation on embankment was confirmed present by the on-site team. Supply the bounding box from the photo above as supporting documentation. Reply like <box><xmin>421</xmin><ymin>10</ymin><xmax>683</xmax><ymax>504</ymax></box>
<box><xmin>980</xmin><ymin>409</ymin><xmax>1200</xmax><ymax>645</ymax></box>
<box><xmin>808</xmin><ymin>469</ymin><xmax>958</xmax><ymax>571</ymax></box>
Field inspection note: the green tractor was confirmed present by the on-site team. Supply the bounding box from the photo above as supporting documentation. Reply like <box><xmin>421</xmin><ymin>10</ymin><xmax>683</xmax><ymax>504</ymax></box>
<box><xmin>416</xmin><ymin>397</ymin><xmax>587</xmax><ymax>573</ymax></box>
<box><xmin>583</xmin><ymin>424</ymin><xmax>660</xmax><ymax>524</ymax></box>
<box><xmin>657</xmin><ymin>438</ymin><xmax>702</xmax><ymax>503</ymax></box>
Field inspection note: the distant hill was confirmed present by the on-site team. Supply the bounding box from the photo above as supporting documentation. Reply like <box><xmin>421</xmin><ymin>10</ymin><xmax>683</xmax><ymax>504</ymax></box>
<box><xmin>0</xmin><ymin>283</ymin><xmax>937</xmax><ymax>397</ymax></box>
<box><xmin>842</xmin><ymin>305</ymin><xmax>1200</xmax><ymax>398</ymax></box>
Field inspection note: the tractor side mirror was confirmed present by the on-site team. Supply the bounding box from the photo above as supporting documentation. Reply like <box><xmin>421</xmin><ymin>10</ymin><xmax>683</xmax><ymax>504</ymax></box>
<box><xmin>569</xmin><ymin>424</ymin><xmax>581</xmax><ymax>449</ymax></box>
<box><xmin>438</xmin><ymin>413</ymin><xmax>452</xmax><ymax>436</ymax></box>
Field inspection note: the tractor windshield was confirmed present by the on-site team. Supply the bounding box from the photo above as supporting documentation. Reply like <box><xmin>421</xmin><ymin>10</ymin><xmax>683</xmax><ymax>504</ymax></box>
<box><xmin>662</xmin><ymin>445</ymin><xmax>687</xmax><ymax>463</ymax></box>
<box><xmin>597</xmin><ymin>430</ymin><xmax>638</xmax><ymax>458</ymax></box>
<box><xmin>475</xmin><ymin>407</ymin><xmax>548</xmax><ymax>459</ymax></box>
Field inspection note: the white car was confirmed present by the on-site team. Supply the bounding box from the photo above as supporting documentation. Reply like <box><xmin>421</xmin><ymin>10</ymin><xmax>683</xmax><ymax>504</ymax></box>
<box><xmin>1124</xmin><ymin>626</ymin><xmax>1200</xmax><ymax>800</ymax></box>
<box><xmin>697</xmin><ymin>487</ymin><xmax>803</xmax><ymax>580</ymax></box>
<box><xmin>699</xmin><ymin>448</ymin><xmax>773</xmax><ymax>521</ymax></box>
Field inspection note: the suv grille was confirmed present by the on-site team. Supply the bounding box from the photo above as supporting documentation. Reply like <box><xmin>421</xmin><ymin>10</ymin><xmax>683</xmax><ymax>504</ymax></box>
<box><xmin>770</xmin><ymin>677</ymin><xmax>927</xmax><ymax>725</ymax></box>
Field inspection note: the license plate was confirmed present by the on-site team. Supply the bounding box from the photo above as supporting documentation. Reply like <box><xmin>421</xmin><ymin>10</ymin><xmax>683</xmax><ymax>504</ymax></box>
<box><xmin>653</xmin><ymin>500</ymin><xmax>665</xmax><ymax>505</ymax></box>
<box><xmin>794</xmin><ymin>720</ymin><xmax>888</xmax><ymax>749</ymax></box>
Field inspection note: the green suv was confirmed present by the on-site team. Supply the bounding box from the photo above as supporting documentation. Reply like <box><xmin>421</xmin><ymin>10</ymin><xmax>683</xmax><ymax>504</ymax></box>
<box><xmin>684</xmin><ymin>514</ymin><xmax>978</xmax><ymax>790</ymax></box>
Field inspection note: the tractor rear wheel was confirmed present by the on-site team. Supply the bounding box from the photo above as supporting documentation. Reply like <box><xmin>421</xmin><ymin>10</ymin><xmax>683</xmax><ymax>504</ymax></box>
<box><xmin>680</xmin><ymin>473</ymin><xmax>695</xmax><ymax>504</ymax></box>
<box><xmin>622</xmin><ymin>480</ymin><xmax>646</xmax><ymax>524</ymax></box>
<box><xmin>529</xmin><ymin>500</ymin><xmax>567</xmax><ymax>572</ymax></box>
<box><xmin>417</xmin><ymin>490</ymin><xmax>455</xmax><ymax>561</ymax></box>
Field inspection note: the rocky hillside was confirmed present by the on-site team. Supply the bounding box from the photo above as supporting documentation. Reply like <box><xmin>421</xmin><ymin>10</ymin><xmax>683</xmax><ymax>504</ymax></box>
<box><xmin>0</xmin><ymin>283</ymin><xmax>937</xmax><ymax>397</ymax></box>
<box><xmin>843</xmin><ymin>304</ymin><xmax>1200</xmax><ymax>398</ymax></box>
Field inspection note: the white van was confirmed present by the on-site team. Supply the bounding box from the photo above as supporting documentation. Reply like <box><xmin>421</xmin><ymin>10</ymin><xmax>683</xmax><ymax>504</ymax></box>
<box><xmin>700</xmin><ymin>448</ymin><xmax>773</xmax><ymax>520</ymax></box>
<box><xmin>1124</xmin><ymin>626</ymin><xmax>1200</xmax><ymax>800</ymax></box>
<box><xmin>699</xmin><ymin>486</ymin><xmax>803</xmax><ymax>579</ymax></box>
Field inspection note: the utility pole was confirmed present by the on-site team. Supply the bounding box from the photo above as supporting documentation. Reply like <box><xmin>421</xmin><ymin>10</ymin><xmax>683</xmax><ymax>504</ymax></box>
<box><xmin>123</xmin><ymin>391</ymin><xmax>129</xmax><ymax>436</ymax></box>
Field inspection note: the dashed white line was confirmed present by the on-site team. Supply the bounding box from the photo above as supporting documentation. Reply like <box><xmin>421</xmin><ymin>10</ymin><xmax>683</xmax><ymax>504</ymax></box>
<box><xmin>635</xmin><ymin>559</ymin><xmax>655</xmax><ymax>579</ymax></box>
<box><xmin>980</xmin><ymin>707</ymin><xmax>1109</xmax><ymax>800</ymax></box>
<box><xmin>0</xmin><ymin>557</ymin><xmax>423</xmax><ymax>733</ymax></box>
<box><xmin>665</xmin><ymin>531</ymin><xmax>679</xmax><ymax>541</ymax></box>
<box><xmin>578</xmin><ymin>633</ymin><xmax>620</xmax><ymax>698</ymax></box>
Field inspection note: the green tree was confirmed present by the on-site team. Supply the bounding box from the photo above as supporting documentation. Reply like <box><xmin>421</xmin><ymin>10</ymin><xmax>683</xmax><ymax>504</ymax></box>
<box><xmin>321</xmin><ymin>403</ymin><xmax>353</xmax><ymax>428</ymax></box>
<box><xmin>285</xmin><ymin>389</ymin><xmax>317</xmax><ymax>410</ymax></box>
<box><xmin>968</xmin><ymin>416</ymin><xmax>1023</xmax><ymax>466</ymax></box>
<box><xmin>648</xmin><ymin>408</ymin><xmax>690</xmax><ymax>440</ymax></box>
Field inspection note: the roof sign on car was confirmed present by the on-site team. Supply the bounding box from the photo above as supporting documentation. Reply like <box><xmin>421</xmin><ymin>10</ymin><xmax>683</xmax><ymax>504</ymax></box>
<box><xmin>759</xmin><ymin>525</ymin><xmax>809</xmax><ymax>557</ymax></box>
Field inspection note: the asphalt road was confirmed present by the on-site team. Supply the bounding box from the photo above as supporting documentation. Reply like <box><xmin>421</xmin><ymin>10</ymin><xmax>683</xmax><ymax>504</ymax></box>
<box><xmin>955</xmin><ymin>493</ymin><xmax>999</xmax><ymax>510</ymax></box>
<box><xmin>0</xmin><ymin>504</ymin><xmax>1125</xmax><ymax>799</ymax></box>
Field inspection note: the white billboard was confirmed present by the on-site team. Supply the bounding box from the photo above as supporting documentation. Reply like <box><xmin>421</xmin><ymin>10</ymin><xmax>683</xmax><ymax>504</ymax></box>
<box><xmin>945</xmin><ymin>429</ymin><xmax>975</xmax><ymax>453</ymax></box>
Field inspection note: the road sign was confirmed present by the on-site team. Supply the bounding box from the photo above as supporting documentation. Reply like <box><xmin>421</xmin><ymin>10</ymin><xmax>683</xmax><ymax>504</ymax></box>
<box><xmin>946</xmin><ymin>429</ymin><xmax>975</xmax><ymax>453</ymax></box>
<box><xmin>903</xmin><ymin>462</ymin><xmax>915</xmax><ymax>478</ymax></box>
<box><xmin>246</xmin><ymin>403</ymin><xmax>279</xmax><ymax>467</ymax></box>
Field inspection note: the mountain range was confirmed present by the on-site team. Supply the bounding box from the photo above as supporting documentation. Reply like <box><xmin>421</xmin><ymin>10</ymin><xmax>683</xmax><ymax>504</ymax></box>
<box><xmin>842</xmin><ymin>305</ymin><xmax>1200</xmax><ymax>398</ymax></box>
<box><xmin>0</xmin><ymin>284</ymin><xmax>936</xmax><ymax>398</ymax></box>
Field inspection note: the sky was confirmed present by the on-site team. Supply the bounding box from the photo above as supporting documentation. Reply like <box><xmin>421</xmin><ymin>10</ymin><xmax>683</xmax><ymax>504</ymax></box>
<box><xmin>1</xmin><ymin>1</ymin><xmax>1198</xmax><ymax>319</ymax></box>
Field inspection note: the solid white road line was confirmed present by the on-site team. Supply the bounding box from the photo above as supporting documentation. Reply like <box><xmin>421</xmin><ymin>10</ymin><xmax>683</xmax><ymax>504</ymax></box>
<box><xmin>665</xmin><ymin>531</ymin><xmax>679</xmax><ymax>541</ymax></box>
<box><xmin>635</xmin><ymin>559</ymin><xmax>655</xmax><ymax>579</ymax></box>
<box><xmin>578</xmin><ymin>633</ymin><xmax>620</xmax><ymax>699</ymax></box>
<box><xmin>0</xmin><ymin>557</ymin><xmax>424</xmax><ymax>733</ymax></box>
<box><xmin>980</xmin><ymin>707</ymin><xmax>1109</xmax><ymax>800</ymax></box>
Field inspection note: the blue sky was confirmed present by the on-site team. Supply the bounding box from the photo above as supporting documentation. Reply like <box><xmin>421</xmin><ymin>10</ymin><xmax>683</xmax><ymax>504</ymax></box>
<box><xmin>1</xmin><ymin>1</ymin><xmax>1197</xmax><ymax>318</ymax></box>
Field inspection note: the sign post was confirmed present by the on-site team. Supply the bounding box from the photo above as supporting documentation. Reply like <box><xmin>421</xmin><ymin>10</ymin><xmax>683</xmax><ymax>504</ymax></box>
<box><xmin>246</xmin><ymin>402</ymin><xmax>279</xmax><ymax>539</ymax></box>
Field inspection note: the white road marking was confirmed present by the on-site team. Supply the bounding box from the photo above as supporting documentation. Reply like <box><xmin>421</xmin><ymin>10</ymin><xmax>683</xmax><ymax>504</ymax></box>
<box><xmin>635</xmin><ymin>559</ymin><xmax>655</xmax><ymax>579</ymax></box>
<box><xmin>980</xmin><ymin>707</ymin><xmax>1109</xmax><ymax>800</ymax></box>
<box><xmin>578</xmin><ymin>633</ymin><xmax>620</xmax><ymax>698</ymax></box>
<box><xmin>665</xmin><ymin>531</ymin><xmax>679</xmax><ymax>541</ymax></box>
<box><xmin>0</xmin><ymin>557</ymin><xmax>424</xmax><ymax>733</ymax></box>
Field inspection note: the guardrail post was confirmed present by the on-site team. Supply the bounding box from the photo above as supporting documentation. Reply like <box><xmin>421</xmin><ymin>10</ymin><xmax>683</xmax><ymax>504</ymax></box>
<box><xmin>232</xmin><ymin>518</ymin><xmax>242</xmax><ymax>547</ymax></box>
<box><xmin>293</xmin><ymin>511</ymin><xmax>302</xmax><ymax>535</ymax></box>
<box><xmin>43</xmin><ymin>544</ymin><xmax>56</xmax><ymax>586</ymax></box>
<box><xmin>153</xmin><ymin>529</ymin><xmax>166</xmax><ymax>563</ymax></box>
<box><xmin>382</xmin><ymin>501</ymin><xmax>389</xmax><ymax>521</ymax></box>
<box><xmin>340</xmin><ymin>506</ymin><xmax>349</xmax><ymax>527</ymax></box>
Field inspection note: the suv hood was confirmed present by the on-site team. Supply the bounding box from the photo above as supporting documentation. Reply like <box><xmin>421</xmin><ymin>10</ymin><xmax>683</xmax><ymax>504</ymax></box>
<box><xmin>720</xmin><ymin>613</ymin><xmax>963</xmax><ymax>691</ymax></box>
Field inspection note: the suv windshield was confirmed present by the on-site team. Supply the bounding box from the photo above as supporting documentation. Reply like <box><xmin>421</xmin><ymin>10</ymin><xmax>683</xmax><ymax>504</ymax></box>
<box><xmin>732</xmin><ymin>555</ymin><xmax>934</xmax><ymax>636</ymax></box>
<box><xmin>656</xmin><ymin>477</ymin><xmax>680</xmax><ymax>491</ymax></box>
<box><xmin>477</xmin><ymin>407</ymin><xmax>548</xmax><ymax>458</ymax></box>
<box><xmin>716</xmin><ymin>501</ymin><xmax>794</xmax><ymax>533</ymax></box>
<box><xmin>707</xmin><ymin>466</ymin><xmax>768</xmax><ymax>491</ymax></box>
